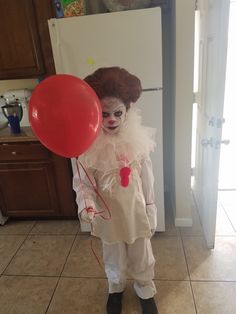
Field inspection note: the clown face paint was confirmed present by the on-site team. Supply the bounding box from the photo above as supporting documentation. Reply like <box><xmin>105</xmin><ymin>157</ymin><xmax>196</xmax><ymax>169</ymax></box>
<box><xmin>101</xmin><ymin>97</ymin><xmax>127</xmax><ymax>134</ymax></box>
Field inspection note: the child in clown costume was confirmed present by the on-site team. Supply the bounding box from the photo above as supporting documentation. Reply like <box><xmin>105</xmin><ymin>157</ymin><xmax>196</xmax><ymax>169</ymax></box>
<box><xmin>73</xmin><ymin>67</ymin><xmax>158</xmax><ymax>314</ymax></box>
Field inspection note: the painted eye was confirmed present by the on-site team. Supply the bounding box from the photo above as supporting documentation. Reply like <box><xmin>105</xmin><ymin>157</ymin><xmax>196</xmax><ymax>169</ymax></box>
<box><xmin>114</xmin><ymin>111</ymin><xmax>123</xmax><ymax>117</ymax></box>
<box><xmin>102</xmin><ymin>112</ymin><xmax>109</xmax><ymax>118</ymax></box>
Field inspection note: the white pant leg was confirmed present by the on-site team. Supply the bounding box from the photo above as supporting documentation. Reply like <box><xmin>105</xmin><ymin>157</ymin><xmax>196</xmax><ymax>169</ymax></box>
<box><xmin>102</xmin><ymin>242</ymin><xmax>127</xmax><ymax>293</ymax></box>
<box><xmin>127</xmin><ymin>238</ymin><xmax>156</xmax><ymax>299</ymax></box>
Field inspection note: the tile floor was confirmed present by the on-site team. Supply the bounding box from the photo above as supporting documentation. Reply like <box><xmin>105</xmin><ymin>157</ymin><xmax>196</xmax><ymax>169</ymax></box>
<box><xmin>0</xmin><ymin>194</ymin><xmax>236</xmax><ymax>314</ymax></box>
<box><xmin>216</xmin><ymin>191</ymin><xmax>236</xmax><ymax>236</ymax></box>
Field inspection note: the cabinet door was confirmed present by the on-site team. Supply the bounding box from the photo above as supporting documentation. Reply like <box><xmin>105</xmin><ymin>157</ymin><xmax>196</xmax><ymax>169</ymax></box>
<box><xmin>0</xmin><ymin>0</ymin><xmax>54</xmax><ymax>79</ymax></box>
<box><xmin>51</xmin><ymin>154</ymin><xmax>77</xmax><ymax>217</ymax></box>
<box><xmin>0</xmin><ymin>161</ymin><xmax>59</xmax><ymax>217</ymax></box>
<box><xmin>33</xmin><ymin>0</ymin><xmax>56</xmax><ymax>76</ymax></box>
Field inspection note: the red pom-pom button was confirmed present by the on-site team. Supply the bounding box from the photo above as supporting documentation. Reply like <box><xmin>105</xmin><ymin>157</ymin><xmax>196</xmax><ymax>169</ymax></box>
<box><xmin>119</xmin><ymin>167</ymin><xmax>131</xmax><ymax>187</ymax></box>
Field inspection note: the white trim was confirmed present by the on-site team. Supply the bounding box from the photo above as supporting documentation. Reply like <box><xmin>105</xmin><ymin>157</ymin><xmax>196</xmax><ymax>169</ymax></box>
<box><xmin>174</xmin><ymin>0</ymin><xmax>195</xmax><ymax>229</ymax></box>
<box><xmin>175</xmin><ymin>218</ymin><xmax>193</xmax><ymax>227</ymax></box>
<box><xmin>0</xmin><ymin>209</ymin><xmax>8</xmax><ymax>226</ymax></box>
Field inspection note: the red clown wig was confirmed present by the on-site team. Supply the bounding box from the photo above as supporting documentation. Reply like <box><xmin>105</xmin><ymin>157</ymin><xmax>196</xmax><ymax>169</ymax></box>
<box><xmin>84</xmin><ymin>67</ymin><xmax>142</xmax><ymax>110</ymax></box>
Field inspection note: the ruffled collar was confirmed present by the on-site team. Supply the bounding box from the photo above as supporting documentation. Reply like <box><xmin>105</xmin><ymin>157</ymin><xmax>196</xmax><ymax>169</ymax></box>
<box><xmin>79</xmin><ymin>108</ymin><xmax>156</xmax><ymax>172</ymax></box>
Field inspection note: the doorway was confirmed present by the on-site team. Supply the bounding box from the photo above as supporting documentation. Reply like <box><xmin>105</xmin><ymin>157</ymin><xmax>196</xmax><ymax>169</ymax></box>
<box><xmin>216</xmin><ymin>0</ymin><xmax>236</xmax><ymax>236</ymax></box>
<box><xmin>192</xmin><ymin>0</ymin><xmax>236</xmax><ymax>241</ymax></box>
<box><xmin>191</xmin><ymin>0</ymin><xmax>235</xmax><ymax>247</ymax></box>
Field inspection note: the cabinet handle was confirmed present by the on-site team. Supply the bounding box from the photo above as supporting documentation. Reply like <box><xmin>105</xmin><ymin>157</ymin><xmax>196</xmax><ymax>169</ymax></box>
<box><xmin>11</xmin><ymin>151</ymin><xmax>17</xmax><ymax>155</ymax></box>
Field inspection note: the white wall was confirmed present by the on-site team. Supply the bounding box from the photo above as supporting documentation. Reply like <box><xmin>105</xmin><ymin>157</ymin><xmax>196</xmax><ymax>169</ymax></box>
<box><xmin>174</xmin><ymin>0</ymin><xmax>195</xmax><ymax>226</ymax></box>
<box><xmin>0</xmin><ymin>79</ymin><xmax>38</xmax><ymax>124</ymax></box>
<box><xmin>0</xmin><ymin>79</ymin><xmax>38</xmax><ymax>95</ymax></box>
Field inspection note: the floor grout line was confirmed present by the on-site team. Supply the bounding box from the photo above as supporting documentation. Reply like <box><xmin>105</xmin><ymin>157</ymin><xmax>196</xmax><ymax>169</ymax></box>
<box><xmin>218</xmin><ymin>201</ymin><xmax>236</xmax><ymax>233</ymax></box>
<box><xmin>180</xmin><ymin>231</ymin><xmax>198</xmax><ymax>314</ymax></box>
<box><xmin>1</xmin><ymin>233</ymin><xmax>32</xmax><ymax>276</ymax></box>
<box><xmin>45</xmin><ymin>233</ymin><xmax>78</xmax><ymax>314</ymax></box>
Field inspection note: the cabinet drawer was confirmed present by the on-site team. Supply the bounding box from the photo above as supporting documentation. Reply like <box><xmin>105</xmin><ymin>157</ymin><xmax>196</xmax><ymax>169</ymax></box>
<box><xmin>0</xmin><ymin>143</ymin><xmax>50</xmax><ymax>161</ymax></box>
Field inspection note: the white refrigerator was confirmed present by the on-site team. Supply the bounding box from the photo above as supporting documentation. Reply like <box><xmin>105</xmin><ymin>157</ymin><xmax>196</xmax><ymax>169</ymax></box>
<box><xmin>48</xmin><ymin>7</ymin><xmax>165</xmax><ymax>231</ymax></box>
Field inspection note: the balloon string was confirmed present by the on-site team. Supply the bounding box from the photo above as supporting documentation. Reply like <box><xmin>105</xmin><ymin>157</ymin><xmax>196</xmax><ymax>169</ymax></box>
<box><xmin>75</xmin><ymin>157</ymin><xmax>109</xmax><ymax>270</ymax></box>
<box><xmin>87</xmin><ymin>222</ymin><xmax>103</xmax><ymax>270</ymax></box>
<box><xmin>75</xmin><ymin>158</ymin><xmax>111</xmax><ymax>220</ymax></box>
<box><xmin>90</xmin><ymin>237</ymin><xmax>104</xmax><ymax>270</ymax></box>
<box><xmin>76</xmin><ymin>158</ymin><xmax>88</xmax><ymax>210</ymax></box>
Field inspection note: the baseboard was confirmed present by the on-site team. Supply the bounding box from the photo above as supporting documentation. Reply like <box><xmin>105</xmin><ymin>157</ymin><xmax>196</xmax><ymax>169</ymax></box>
<box><xmin>175</xmin><ymin>217</ymin><xmax>192</xmax><ymax>227</ymax></box>
<box><xmin>0</xmin><ymin>209</ymin><xmax>8</xmax><ymax>225</ymax></box>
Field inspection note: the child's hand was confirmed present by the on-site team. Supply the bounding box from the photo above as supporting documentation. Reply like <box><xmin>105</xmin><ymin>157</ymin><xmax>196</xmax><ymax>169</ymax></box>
<box><xmin>80</xmin><ymin>207</ymin><xmax>96</xmax><ymax>223</ymax></box>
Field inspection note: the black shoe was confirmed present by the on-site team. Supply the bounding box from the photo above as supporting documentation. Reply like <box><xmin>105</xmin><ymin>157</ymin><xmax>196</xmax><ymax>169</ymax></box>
<box><xmin>139</xmin><ymin>297</ymin><xmax>158</xmax><ymax>314</ymax></box>
<box><xmin>106</xmin><ymin>292</ymin><xmax>123</xmax><ymax>314</ymax></box>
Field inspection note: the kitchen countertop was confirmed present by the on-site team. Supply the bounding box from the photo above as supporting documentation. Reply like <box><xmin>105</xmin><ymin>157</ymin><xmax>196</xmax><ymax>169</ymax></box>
<box><xmin>0</xmin><ymin>126</ymin><xmax>38</xmax><ymax>143</ymax></box>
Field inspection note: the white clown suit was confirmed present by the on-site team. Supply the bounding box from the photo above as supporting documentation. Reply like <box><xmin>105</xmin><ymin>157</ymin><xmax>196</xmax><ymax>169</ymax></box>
<box><xmin>73</xmin><ymin>107</ymin><xmax>158</xmax><ymax>300</ymax></box>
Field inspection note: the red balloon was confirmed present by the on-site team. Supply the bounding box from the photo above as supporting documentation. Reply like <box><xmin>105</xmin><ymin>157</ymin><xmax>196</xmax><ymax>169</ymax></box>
<box><xmin>29</xmin><ymin>74</ymin><xmax>102</xmax><ymax>158</ymax></box>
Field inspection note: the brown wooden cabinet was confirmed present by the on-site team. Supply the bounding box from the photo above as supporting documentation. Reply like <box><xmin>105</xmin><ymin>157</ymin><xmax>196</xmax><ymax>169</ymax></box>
<box><xmin>0</xmin><ymin>141</ymin><xmax>76</xmax><ymax>218</ymax></box>
<box><xmin>0</xmin><ymin>0</ymin><xmax>55</xmax><ymax>79</ymax></box>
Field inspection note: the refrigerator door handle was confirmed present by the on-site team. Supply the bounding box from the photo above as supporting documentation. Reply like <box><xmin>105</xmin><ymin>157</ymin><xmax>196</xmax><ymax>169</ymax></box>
<box><xmin>142</xmin><ymin>88</ymin><xmax>163</xmax><ymax>92</ymax></box>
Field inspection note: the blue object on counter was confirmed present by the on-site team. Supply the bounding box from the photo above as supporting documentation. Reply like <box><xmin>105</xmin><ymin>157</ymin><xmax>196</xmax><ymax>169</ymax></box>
<box><xmin>7</xmin><ymin>115</ymin><xmax>21</xmax><ymax>134</ymax></box>
<box><xmin>53</xmin><ymin>0</ymin><xmax>64</xmax><ymax>18</ymax></box>
<box><xmin>37</xmin><ymin>75</ymin><xmax>46</xmax><ymax>83</ymax></box>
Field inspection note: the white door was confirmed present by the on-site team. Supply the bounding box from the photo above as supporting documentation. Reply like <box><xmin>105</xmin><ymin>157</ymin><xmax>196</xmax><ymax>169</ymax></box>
<box><xmin>218</xmin><ymin>1</ymin><xmax>236</xmax><ymax>190</ymax></box>
<box><xmin>192</xmin><ymin>0</ymin><xmax>230</xmax><ymax>248</ymax></box>
<box><xmin>48</xmin><ymin>8</ymin><xmax>162</xmax><ymax>89</ymax></box>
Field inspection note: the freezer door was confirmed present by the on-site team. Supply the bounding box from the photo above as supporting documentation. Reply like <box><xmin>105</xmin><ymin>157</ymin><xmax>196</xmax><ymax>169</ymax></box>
<box><xmin>136</xmin><ymin>90</ymin><xmax>165</xmax><ymax>231</ymax></box>
<box><xmin>48</xmin><ymin>7</ymin><xmax>162</xmax><ymax>89</ymax></box>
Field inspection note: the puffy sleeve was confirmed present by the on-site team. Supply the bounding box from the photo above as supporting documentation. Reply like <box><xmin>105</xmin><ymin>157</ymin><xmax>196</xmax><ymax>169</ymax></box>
<box><xmin>140</xmin><ymin>157</ymin><xmax>157</xmax><ymax>232</ymax></box>
<box><xmin>72</xmin><ymin>159</ymin><xmax>97</xmax><ymax>215</ymax></box>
